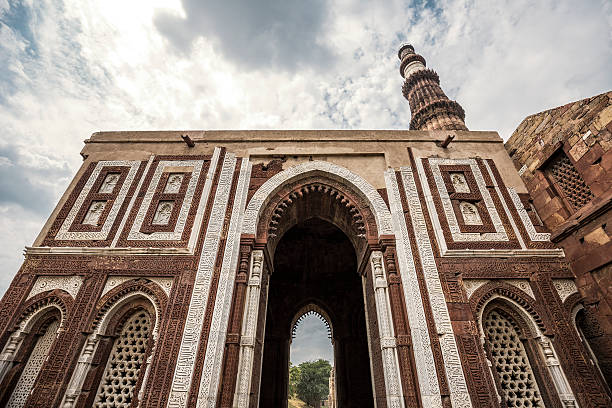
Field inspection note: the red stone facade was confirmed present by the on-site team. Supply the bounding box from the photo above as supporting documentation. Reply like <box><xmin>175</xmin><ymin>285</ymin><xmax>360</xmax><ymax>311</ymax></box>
<box><xmin>0</xmin><ymin>53</ymin><xmax>609</xmax><ymax>407</ymax></box>
<box><xmin>506</xmin><ymin>91</ymin><xmax>612</xmax><ymax>392</ymax></box>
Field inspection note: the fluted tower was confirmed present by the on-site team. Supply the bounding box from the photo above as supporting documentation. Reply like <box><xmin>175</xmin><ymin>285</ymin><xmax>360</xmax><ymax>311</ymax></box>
<box><xmin>399</xmin><ymin>43</ymin><xmax>468</xmax><ymax>131</ymax></box>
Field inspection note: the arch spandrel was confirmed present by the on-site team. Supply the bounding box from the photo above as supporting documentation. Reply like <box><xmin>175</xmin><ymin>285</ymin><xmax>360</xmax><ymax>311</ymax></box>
<box><xmin>242</xmin><ymin>161</ymin><xmax>393</xmax><ymax>239</ymax></box>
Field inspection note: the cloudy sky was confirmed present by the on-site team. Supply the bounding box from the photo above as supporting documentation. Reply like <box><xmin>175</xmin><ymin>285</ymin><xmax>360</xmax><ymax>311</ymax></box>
<box><xmin>0</xmin><ymin>0</ymin><xmax>610</xmax><ymax>354</ymax></box>
<box><xmin>291</xmin><ymin>314</ymin><xmax>334</xmax><ymax>365</ymax></box>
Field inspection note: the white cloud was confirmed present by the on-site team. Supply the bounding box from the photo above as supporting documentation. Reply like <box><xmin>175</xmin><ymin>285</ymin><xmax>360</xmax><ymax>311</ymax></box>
<box><xmin>0</xmin><ymin>0</ymin><xmax>610</xmax><ymax>306</ymax></box>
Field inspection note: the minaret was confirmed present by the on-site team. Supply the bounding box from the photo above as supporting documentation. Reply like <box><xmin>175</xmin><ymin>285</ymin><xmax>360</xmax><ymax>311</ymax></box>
<box><xmin>398</xmin><ymin>43</ymin><xmax>468</xmax><ymax>131</ymax></box>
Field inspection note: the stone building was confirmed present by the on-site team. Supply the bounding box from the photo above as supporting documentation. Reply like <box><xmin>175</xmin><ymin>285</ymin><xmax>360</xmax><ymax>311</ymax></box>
<box><xmin>0</xmin><ymin>44</ymin><xmax>609</xmax><ymax>408</ymax></box>
<box><xmin>506</xmin><ymin>91</ymin><xmax>612</xmax><ymax>393</ymax></box>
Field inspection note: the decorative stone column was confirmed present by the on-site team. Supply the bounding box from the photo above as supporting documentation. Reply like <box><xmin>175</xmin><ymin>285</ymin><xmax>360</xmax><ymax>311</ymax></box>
<box><xmin>398</xmin><ymin>43</ymin><xmax>468</xmax><ymax>131</ymax></box>
<box><xmin>60</xmin><ymin>334</ymin><xmax>100</xmax><ymax>408</ymax></box>
<box><xmin>0</xmin><ymin>332</ymin><xmax>26</xmax><ymax>383</ymax></box>
<box><xmin>539</xmin><ymin>338</ymin><xmax>578</xmax><ymax>407</ymax></box>
<box><xmin>370</xmin><ymin>251</ymin><xmax>405</xmax><ymax>408</ymax></box>
<box><xmin>233</xmin><ymin>250</ymin><xmax>264</xmax><ymax>408</ymax></box>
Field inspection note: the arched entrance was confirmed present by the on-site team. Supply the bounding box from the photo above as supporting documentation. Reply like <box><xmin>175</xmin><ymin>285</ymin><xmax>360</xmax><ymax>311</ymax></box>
<box><xmin>227</xmin><ymin>162</ymin><xmax>410</xmax><ymax>408</ymax></box>
<box><xmin>259</xmin><ymin>218</ymin><xmax>373</xmax><ymax>407</ymax></box>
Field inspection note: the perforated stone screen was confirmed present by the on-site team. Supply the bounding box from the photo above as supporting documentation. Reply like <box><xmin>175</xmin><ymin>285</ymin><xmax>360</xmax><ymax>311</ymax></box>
<box><xmin>484</xmin><ymin>310</ymin><xmax>543</xmax><ymax>407</ymax></box>
<box><xmin>94</xmin><ymin>310</ymin><xmax>151</xmax><ymax>408</ymax></box>
<box><xmin>7</xmin><ymin>319</ymin><xmax>60</xmax><ymax>408</ymax></box>
<box><xmin>546</xmin><ymin>150</ymin><xmax>594</xmax><ymax>211</ymax></box>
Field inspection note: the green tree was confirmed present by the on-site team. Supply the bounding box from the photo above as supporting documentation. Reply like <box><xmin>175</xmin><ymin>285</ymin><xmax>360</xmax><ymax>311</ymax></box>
<box><xmin>296</xmin><ymin>359</ymin><xmax>331</xmax><ymax>407</ymax></box>
<box><xmin>289</xmin><ymin>362</ymin><xmax>301</xmax><ymax>397</ymax></box>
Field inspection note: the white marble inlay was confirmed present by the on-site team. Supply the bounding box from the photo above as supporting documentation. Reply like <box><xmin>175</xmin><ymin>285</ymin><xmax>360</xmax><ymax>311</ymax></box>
<box><xmin>166</xmin><ymin>153</ymin><xmax>237</xmax><ymax>407</ymax></box>
<box><xmin>507</xmin><ymin>187</ymin><xmax>551</xmax><ymax>242</ymax></box>
<box><xmin>400</xmin><ymin>166</ymin><xmax>472</xmax><ymax>408</ymax></box>
<box><xmin>243</xmin><ymin>160</ymin><xmax>392</xmax><ymax>237</ymax></box>
<box><xmin>129</xmin><ymin>160</ymin><xmax>204</xmax><ymax>241</ymax></box>
<box><xmin>428</xmin><ymin>158</ymin><xmax>508</xmax><ymax>243</ymax></box>
<box><xmin>197</xmin><ymin>159</ymin><xmax>251</xmax><ymax>408</ymax></box>
<box><xmin>99</xmin><ymin>173</ymin><xmax>120</xmax><ymax>194</ymax></box>
<box><xmin>82</xmin><ymin>201</ymin><xmax>106</xmax><ymax>225</ymax></box>
<box><xmin>451</xmin><ymin>173</ymin><xmax>470</xmax><ymax>193</ymax></box>
<box><xmin>385</xmin><ymin>169</ymin><xmax>442</xmax><ymax>407</ymax></box>
<box><xmin>503</xmin><ymin>279</ymin><xmax>534</xmax><ymax>299</ymax></box>
<box><xmin>459</xmin><ymin>201</ymin><xmax>482</xmax><ymax>225</ymax></box>
<box><xmin>553</xmin><ymin>279</ymin><xmax>578</xmax><ymax>303</ymax></box>
<box><xmin>165</xmin><ymin>174</ymin><xmax>184</xmax><ymax>194</ymax></box>
<box><xmin>56</xmin><ymin>161</ymin><xmax>141</xmax><ymax>241</ymax></box>
<box><xmin>152</xmin><ymin>201</ymin><xmax>174</xmax><ymax>225</ymax></box>
<box><xmin>463</xmin><ymin>279</ymin><xmax>489</xmax><ymax>300</ymax></box>
<box><xmin>27</xmin><ymin>276</ymin><xmax>83</xmax><ymax>300</ymax></box>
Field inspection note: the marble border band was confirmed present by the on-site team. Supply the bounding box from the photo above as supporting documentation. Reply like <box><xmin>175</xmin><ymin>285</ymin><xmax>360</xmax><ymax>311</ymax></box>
<box><xmin>196</xmin><ymin>158</ymin><xmax>252</xmax><ymax>408</ymax></box>
<box><xmin>385</xmin><ymin>169</ymin><xmax>442</xmax><ymax>408</ymax></box>
<box><xmin>400</xmin><ymin>166</ymin><xmax>473</xmax><ymax>408</ymax></box>
<box><xmin>166</xmin><ymin>153</ymin><xmax>237</xmax><ymax>407</ymax></box>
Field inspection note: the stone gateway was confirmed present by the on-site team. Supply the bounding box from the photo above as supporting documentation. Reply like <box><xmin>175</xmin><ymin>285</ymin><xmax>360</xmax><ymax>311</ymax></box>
<box><xmin>0</xmin><ymin>45</ymin><xmax>610</xmax><ymax>408</ymax></box>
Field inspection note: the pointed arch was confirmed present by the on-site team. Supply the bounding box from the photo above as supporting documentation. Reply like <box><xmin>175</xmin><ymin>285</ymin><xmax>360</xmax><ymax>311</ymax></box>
<box><xmin>0</xmin><ymin>291</ymin><xmax>69</xmax><ymax>407</ymax></box>
<box><xmin>61</xmin><ymin>279</ymin><xmax>166</xmax><ymax>408</ymax></box>
<box><xmin>242</xmin><ymin>161</ymin><xmax>393</xmax><ymax>239</ymax></box>
<box><xmin>290</xmin><ymin>303</ymin><xmax>334</xmax><ymax>341</ymax></box>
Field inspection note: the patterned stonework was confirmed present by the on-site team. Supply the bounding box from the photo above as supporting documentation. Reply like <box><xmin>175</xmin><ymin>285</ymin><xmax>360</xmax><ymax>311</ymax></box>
<box><xmin>484</xmin><ymin>310</ymin><xmax>544</xmax><ymax>407</ymax></box>
<box><xmin>427</xmin><ymin>158</ymin><xmax>508</xmax><ymax>243</ymax></box>
<box><xmin>370</xmin><ymin>251</ymin><xmax>404</xmax><ymax>408</ymax></box>
<box><xmin>6</xmin><ymin>319</ymin><xmax>60</xmax><ymax>408</ymax></box>
<box><xmin>243</xmin><ymin>160</ymin><xmax>393</xmax><ymax>237</ymax></box>
<box><xmin>128</xmin><ymin>160</ymin><xmax>205</xmax><ymax>241</ymax></box>
<box><xmin>385</xmin><ymin>170</ymin><xmax>442</xmax><ymax>407</ymax></box>
<box><xmin>463</xmin><ymin>279</ymin><xmax>490</xmax><ymax>300</ymax></box>
<box><xmin>399</xmin><ymin>166</ymin><xmax>473</xmax><ymax>408</ymax></box>
<box><xmin>507</xmin><ymin>187</ymin><xmax>551</xmax><ymax>242</ymax></box>
<box><xmin>197</xmin><ymin>159</ymin><xmax>251</xmax><ymax>408</ymax></box>
<box><xmin>233</xmin><ymin>250</ymin><xmax>264</xmax><ymax>408</ymax></box>
<box><xmin>27</xmin><ymin>276</ymin><xmax>83</xmax><ymax>299</ymax></box>
<box><xmin>552</xmin><ymin>279</ymin><xmax>578</xmax><ymax>303</ymax></box>
<box><xmin>101</xmin><ymin>277</ymin><xmax>173</xmax><ymax>298</ymax></box>
<box><xmin>167</xmin><ymin>153</ymin><xmax>237</xmax><ymax>407</ymax></box>
<box><xmin>93</xmin><ymin>310</ymin><xmax>151</xmax><ymax>408</ymax></box>
<box><xmin>55</xmin><ymin>160</ymin><xmax>141</xmax><ymax>241</ymax></box>
<box><xmin>503</xmin><ymin>280</ymin><xmax>535</xmax><ymax>299</ymax></box>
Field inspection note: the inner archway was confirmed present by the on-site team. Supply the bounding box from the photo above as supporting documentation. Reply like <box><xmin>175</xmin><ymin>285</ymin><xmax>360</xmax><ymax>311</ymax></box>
<box><xmin>259</xmin><ymin>218</ymin><xmax>375</xmax><ymax>407</ymax></box>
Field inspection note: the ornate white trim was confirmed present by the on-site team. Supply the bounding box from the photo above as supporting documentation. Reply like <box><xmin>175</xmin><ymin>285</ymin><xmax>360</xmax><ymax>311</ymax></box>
<box><xmin>428</xmin><ymin>158</ymin><xmax>508</xmax><ymax>243</ymax></box>
<box><xmin>27</xmin><ymin>276</ymin><xmax>83</xmax><ymax>300</ymax></box>
<box><xmin>25</xmin><ymin>246</ymin><xmax>192</xmax><ymax>256</ymax></box>
<box><xmin>166</xmin><ymin>153</ymin><xmax>237</xmax><ymax>407</ymax></box>
<box><xmin>197</xmin><ymin>159</ymin><xmax>252</xmax><ymax>408</ymax></box>
<box><xmin>385</xmin><ymin>169</ymin><xmax>442</xmax><ymax>408</ymax></box>
<box><xmin>0</xmin><ymin>301</ymin><xmax>65</xmax><ymax>386</ymax></box>
<box><xmin>111</xmin><ymin>156</ymin><xmax>155</xmax><ymax>247</ymax></box>
<box><xmin>242</xmin><ymin>161</ymin><xmax>392</xmax><ymax>237</ymax></box>
<box><xmin>233</xmin><ymin>250</ymin><xmax>264</xmax><ymax>408</ymax></box>
<box><xmin>188</xmin><ymin>148</ymin><xmax>222</xmax><ymax>251</ymax></box>
<box><xmin>56</xmin><ymin>160</ymin><xmax>141</xmax><ymax>241</ymax></box>
<box><xmin>61</xmin><ymin>290</ymin><xmax>161</xmax><ymax>408</ymax></box>
<box><xmin>101</xmin><ymin>276</ymin><xmax>174</xmax><ymax>298</ymax></box>
<box><xmin>128</xmin><ymin>160</ymin><xmax>205</xmax><ymax>241</ymax></box>
<box><xmin>400</xmin><ymin>166</ymin><xmax>472</xmax><ymax>408</ymax></box>
<box><xmin>370</xmin><ymin>251</ymin><xmax>405</xmax><ymax>408</ymax></box>
<box><xmin>553</xmin><ymin>279</ymin><xmax>578</xmax><ymax>303</ymax></box>
<box><xmin>503</xmin><ymin>279</ymin><xmax>534</xmax><ymax>299</ymax></box>
<box><xmin>462</xmin><ymin>279</ymin><xmax>490</xmax><ymax>300</ymax></box>
<box><xmin>507</xmin><ymin>187</ymin><xmax>551</xmax><ymax>242</ymax></box>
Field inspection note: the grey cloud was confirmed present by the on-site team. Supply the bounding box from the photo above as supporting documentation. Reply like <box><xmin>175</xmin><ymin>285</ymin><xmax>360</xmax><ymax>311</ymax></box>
<box><xmin>154</xmin><ymin>0</ymin><xmax>334</xmax><ymax>71</ymax></box>
<box><xmin>0</xmin><ymin>145</ymin><xmax>70</xmax><ymax>214</ymax></box>
<box><xmin>290</xmin><ymin>314</ymin><xmax>333</xmax><ymax>364</ymax></box>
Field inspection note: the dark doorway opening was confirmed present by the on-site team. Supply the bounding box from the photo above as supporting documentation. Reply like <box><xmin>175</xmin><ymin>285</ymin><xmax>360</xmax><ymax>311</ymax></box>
<box><xmin>259</xmin><ymin>218</ymin><xmax>374</xmax><ymax>407</ymax></box>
